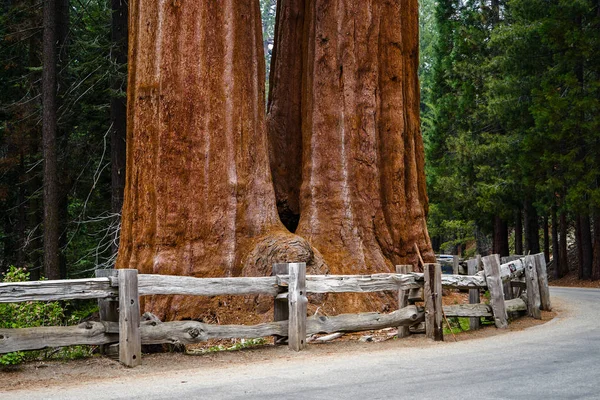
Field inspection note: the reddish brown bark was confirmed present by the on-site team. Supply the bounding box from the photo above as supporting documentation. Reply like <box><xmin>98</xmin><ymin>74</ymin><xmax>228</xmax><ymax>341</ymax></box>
<box><xmin>270</xmin><ymin>0</ymin><xmax>434</xmax><ymax>274</ymax></box>
<box><xmin>117</xmin><ymin>1</ymin><xmax>321</xmax><ymax>321</ymax></box>
<box><xmin>119</xmin><ymin>0</ymin><xmax>433</xmax><ymax>319</ymax></box>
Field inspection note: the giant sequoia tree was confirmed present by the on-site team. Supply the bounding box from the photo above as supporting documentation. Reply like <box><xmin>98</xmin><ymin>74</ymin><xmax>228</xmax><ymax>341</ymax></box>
<box><xmin>117</xmin><ymin>0</ymin><xmax>433</xmax><ymax>321</ymax></box>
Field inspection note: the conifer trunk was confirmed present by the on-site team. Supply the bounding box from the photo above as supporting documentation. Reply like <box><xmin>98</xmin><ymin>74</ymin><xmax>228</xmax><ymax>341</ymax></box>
<box><xmin>117</xmin><ymin>1</ymin><xmax>320</xmax><ymax>321</ymax></box>
<box><xmin>269</xmin><ymin>0</ymin><xmax>434</xmax><ymax>278</ymax></box>
<box><xmin>558</xmin><ymin>212</ymin><xmax>569</xmax><ymax>278</ymax></box>
<box><xmin>42</xmin><ymin>0</ymin><xmax>60</xmax><ymax>280</ymax></box>
<box><xmin>493</xmin><ymin>215</ymin><xmax>509</xmax><ymax>257</ymax></box>
<box><xmin>515</xmin><ymin>209</ymin><xmax>523</xmax><ymax>255</ymax></box>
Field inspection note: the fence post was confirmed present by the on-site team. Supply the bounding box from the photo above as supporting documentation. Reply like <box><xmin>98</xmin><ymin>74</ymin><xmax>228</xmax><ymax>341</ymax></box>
<box><xmin>523</xmin><ymin>255</ymin><xmax>541</xmax><ymax>319</ymax></box>
<box><xmin>272</xmin><ymin>263</ymin><xmax>290</xmax><ymax>345</ymax></box>
<box><xmin>424</xmin><ymin>263</ymin><xmax>443</xmax><ymax>341</ymax></box>
<box><xmin>534</xmin><ymin>253</ymin><xmax>552</xmax><ymax>311</ymax></box>
<box><xmin>118</xmin><ymin>269</ymin><xmax>141</xmax><ymax>367</ymax></box>
<box><xmin>482</xmin><ymin>255</ymin><xmax>508</xmax><ymax>329</ymax></box>
<box><xmin>396</xmin><ymin>265</ymin><xmax>412</xmax><ymax>338</ymax></box>
<box><xmin>287</xmin><ymin>262</ymin><xmax>307</xmax><ymax>351</ymax></box>
<box><xmin>452</xmin><ymin>256</ymin><xmax>459</xmax><ymax>275</ymax></box>
<box><xmin>95</xmin><ymin>269</ymin><xmax>118</xmax><ymax>355</ymax></box>
<box><xmin>466</xmin><ymin>259</ymin><xmax>480</xmax><ymax>331</ymax></box>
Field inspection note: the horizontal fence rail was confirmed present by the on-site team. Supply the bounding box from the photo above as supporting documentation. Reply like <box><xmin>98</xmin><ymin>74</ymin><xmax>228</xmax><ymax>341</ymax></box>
<box><xmin>0</xmin><ymin>278</ymin><xmax>117</xmax><ymax>303</ymax></box>
<box><xmin>0</xmin><ymin>253</ymin><xmax>551</xmax><ymax>368</ymax></box>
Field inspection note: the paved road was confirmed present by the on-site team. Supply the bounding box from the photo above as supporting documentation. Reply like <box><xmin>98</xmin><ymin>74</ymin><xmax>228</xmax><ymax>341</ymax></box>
<box><xmin>3</xmin><ymin>287</ymin><xmax>599</xmax><ymax>400</ymax></box>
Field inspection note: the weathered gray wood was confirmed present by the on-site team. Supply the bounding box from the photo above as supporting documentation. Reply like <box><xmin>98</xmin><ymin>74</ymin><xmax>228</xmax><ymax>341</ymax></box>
<box><xmin>0</xmin><ymin>278</ymin><xmax>116</xmax><ymax>303</ymax></box>
<box><xmin>140</xmin><ymin>320</ymin><xmax>287</xmax><ymax>344</ymax></box>
<box><xmin>534</xmin><ymin>253</ymin><xmax>552</xmax><ymax>311</ymax></box>
<box><xmin>95</xmin><ymin>270</ymin><xmax>119</xmax><ymax>322</ymax></box>
<box><xmin>466</xmin><ymin>259</ymin><xmax>481</xmax><ymax>330</ymax></box>
<box><xmin>523</xmin><ymin>255</ymin><xmax>542</xmax><ymax>319</ymax></box>
<box><xmin>424</xmin><ymin>264</ymin><xmax>443</xmax><ymax>341</ymax></box>
<box><xmin>476</xmin><ymin>255</ymin><xmax>483</xmax><ymax>271</ymax></box>
<box><xmin>0</xmin><ymin>322</ymin><xmax>118</xmax><ymax>353</ymax></box>
<box><xmin>272</xmin><ymin>264</ymin><xmax>289</xmax><ymax>345</ymax></box>
<box><xmin>306</xmin><ymin>306</ymin><xmax>423</xmax><ymax>334</ymax></box>
<box><xmin>288</xmin><ymin>273</ymin><xmax>420</xmax><ymax>293</ymax></box>
<box><xmin>499</xmin><ymin>258</ymin><xmax>525</xmax><ymax>281</ymax></box>
<box><xmin>439</xmin><ymin>273</ymin><xmax>487</xmax><ymax>289</ymax></box>
<box><xmin>139</xmin><ymin>306</ymin><xmax>423</xmax><ymax>346</ymax></box>
<box><xmin>482</xmin><ymin>254</ymin><xmax>508</xmax><ymax>329</ymax></box>
<box><xmin>95</xmin><ymin>269</ymin><xmax>119</xmax><ymax>355</ymax></box>
<box><xmin>396</xmin><ymin>265</ymin><xmax>412</xmax><ymax>338</ymax></box>
<box><xmin>287</xmin><ymin>263</ymin><xmax>307</xmax><ymax>351</ymax></box>
<box><xmin>409</xmin><ymin>321</ymin><xmax>425</xmax><ymax>334</ymax></box>
<box><xmin>443</xmin><ymin>304</ymin><xmax>492</xmax><ymax>318</ymax></box>
<box><xmin>308</xmin><ymin>332</ymin><xmax>344</xmax><ymax>343</ymax></box>
<box><xmin>408</xmin><ymin>287</ymin><xmax>423</xmax><ymax>303</ymax></box>
<box><xmin>505</xmin><ymin>298</ymin><xmax>527</xmax><ymax>313</ymax></box>
<box><xmin>118</xmin><ymin>269</ymin><xmax>141</xmax><ymax>367</ymax></box>
<box><xmin>452</xmin><ymin>256</ymin><xmax>459</xmax><ymax>275</ymax></box>
<box><xmin>501</xmin><ymin>255</ymin><xmax>522</xmax><ymax>264</ymax></box>
<box><xmin>135</xmin><ymin>274</ymin><xmax>280</xmax><ymax>296</ymax></box>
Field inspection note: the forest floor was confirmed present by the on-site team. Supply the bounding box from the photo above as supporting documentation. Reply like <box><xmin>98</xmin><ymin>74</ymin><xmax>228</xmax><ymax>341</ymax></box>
<box><xmin>0</xmin><ymin>294</ymin><xmax>558</xmax><ymax>393</ymax></box>
<box><xmin>549</xmin><ymin>271</ymin><xmax>600</xmax><ymax>288</ymax></box>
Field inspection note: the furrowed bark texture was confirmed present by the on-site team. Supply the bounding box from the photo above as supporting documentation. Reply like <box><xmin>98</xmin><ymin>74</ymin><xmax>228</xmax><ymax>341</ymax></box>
<box><xmin>117</xmin><ymin>1</ymin><xmax>321</xmax><ymax>321</ymax></box>
<box><xmin>269</xmin><ymin>0</ymin><xmax>434</xmax><ymax>274</ymax></box>
<box><xmin>267</xmin><ymin>0</ymin><xmax>434</xmax><ymax>312</ymax></box>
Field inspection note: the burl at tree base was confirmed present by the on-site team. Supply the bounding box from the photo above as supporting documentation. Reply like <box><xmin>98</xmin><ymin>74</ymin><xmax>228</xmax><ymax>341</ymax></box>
<box><xmin>116</xmin><ymin>0</ymin><xmax>434</xmax><ymax>322</ymax></box>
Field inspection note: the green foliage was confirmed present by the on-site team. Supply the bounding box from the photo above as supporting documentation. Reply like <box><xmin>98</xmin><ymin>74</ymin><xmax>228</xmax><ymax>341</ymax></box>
<box><xmin>423</xmin><ymin>0</ymin><xmax>600</xmax><ymax>250</ymax></box>
<box><xmin>0</xmin><ymin>266</ymin><xmax>97</xmax><ymax>365</ymax></box>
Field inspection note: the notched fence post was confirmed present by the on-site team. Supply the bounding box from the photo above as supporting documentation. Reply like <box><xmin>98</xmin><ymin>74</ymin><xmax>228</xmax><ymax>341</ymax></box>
<box><xmin>95</xmin><ymin>269</ymin><xmax>118</xmax><ymax>355</ymax></box>
<box><xmin>524</xmin><ymin>255</ymin><xmax>541</xmax><ymax>319</ymax></box>
<box><xmin>288</xmin><ymin>263</ymin><xmax>307</xmax><ymax>351</ymax></box>
<box><xmin>272</xmin><ymin>263</ymin><xmax>290</xmax><ymax>345</ymax></box>
<box><xmin>466</xmin><ymin>259</ymin><xmax>480</xmax><ymax>331</ymax></box>
<box><xmin>534</xmin><ymin>253</ymin><xmax>552</xmax><ymax>311</ymax></box>
<box><xmin>396</xmin><ymin>265</ymin><xmax>412</xmax><ymax>338</ymax></box>
<box><xmin>118</xmin><ymin>269</ymin><xmax>141</xmax><ymax>367</ymax></box>
<box><xmin>482</xmin><ymin>254</ymin><xmax>508</xmax><ymax>329</ymax></box>
<box><xmin>424</xmin><ymin>263</ymin><xmax>443</xmax><ymax>341</ymax></box>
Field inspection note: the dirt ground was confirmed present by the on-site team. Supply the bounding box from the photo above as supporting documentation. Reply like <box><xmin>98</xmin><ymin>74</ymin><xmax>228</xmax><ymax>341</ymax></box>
<box><xmin>549</xmin><ymin>271</ymin><xmax>600</xmax><ymax>288</ymax></box>
<box><xmin>0</xmin><ymin>298</ymin><xmax>559</xmax><ymax>393</ymax></box>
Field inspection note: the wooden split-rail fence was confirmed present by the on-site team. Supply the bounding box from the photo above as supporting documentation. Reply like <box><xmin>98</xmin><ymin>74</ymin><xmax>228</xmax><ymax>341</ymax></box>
<box><xmin>0</xmin><ymin>253</ymin><xmax>551</xmax><ymax>368</ymax></box>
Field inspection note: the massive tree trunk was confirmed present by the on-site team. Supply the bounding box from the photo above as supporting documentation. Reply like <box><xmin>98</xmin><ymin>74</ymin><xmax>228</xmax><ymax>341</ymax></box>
<box><xmin>117</xmin><ymin>1</ymin><xmax>320</xmax><ymax>321</ymax></box>
<box><xmin>119</xmin><ymin>0</ymin><xmax>433</xmax><ymax>319</ymax></box>
<box><xmin>269</xmin><ymin>0</ymin><xmax>434</xmax><ymax>274</ymax></box>
<box><xmin>42</xmin><ymin>0</ymin><xmax>60</xmax><ymax>280</ymax></box>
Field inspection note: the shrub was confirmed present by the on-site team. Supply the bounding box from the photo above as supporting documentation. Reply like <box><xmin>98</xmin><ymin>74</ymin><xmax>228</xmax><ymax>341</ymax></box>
<box><xmin>0</xmin><ymin>267</ymin><xmax>96</xmax><ymax>366</ymax></box>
